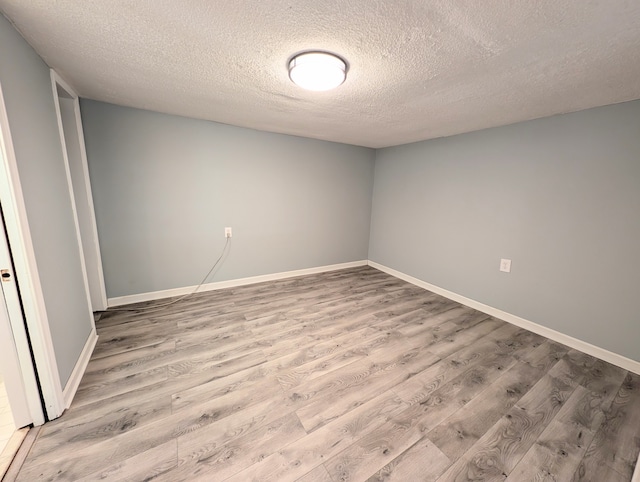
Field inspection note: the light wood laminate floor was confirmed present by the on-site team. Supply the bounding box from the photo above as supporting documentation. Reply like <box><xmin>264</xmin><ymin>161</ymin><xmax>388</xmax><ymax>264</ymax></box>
<box><xmin>13</xmin><ymin>266</ymin><xmax>640</xmax><ymax>481</ymax></box>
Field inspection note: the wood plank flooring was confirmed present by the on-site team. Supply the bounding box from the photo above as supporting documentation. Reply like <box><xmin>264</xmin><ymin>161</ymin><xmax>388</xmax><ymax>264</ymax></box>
<box><xmin>12</xmin><ymin>266</ymin><xmax>640</xmax><ymax>481</ymax></box>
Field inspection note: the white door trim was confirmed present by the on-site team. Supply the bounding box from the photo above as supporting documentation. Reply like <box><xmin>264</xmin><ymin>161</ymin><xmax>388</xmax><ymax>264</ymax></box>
<box><xmin>48</xmin><ymin>75</ymin><xmax>92</xmax><ymax>325</ymax></box>
<box><xmin>0</xmin><ymin>261</ymin><xmax>36</xmax><ymax>428</ymax></box>
<box><xmin>0</xmin><ymin>82</ymin><xmax>63</xmax><ymax>422</ymax></box>
<box><xmin>50</xmin><ymin>70</ymin><xmax>107</xmax><ymax>312</ymax></box>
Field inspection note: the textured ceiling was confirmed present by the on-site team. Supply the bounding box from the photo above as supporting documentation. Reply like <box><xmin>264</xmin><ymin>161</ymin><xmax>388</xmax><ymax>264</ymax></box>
<box><xmin>1</xmin><ymin>1</ymin><xmax>639</xmax><ymax>148</ymax></box>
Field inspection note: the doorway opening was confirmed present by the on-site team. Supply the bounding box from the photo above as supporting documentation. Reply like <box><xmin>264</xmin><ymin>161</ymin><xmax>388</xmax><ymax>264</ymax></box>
<box><xmin>51</xmin><ymin>72</ymin><xmax>107</xmax><ymax>313</ymax></box>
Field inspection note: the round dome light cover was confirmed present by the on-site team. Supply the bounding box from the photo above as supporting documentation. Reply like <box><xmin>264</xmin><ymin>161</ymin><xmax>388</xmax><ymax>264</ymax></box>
<box><xmin>289</xmin><ymin>52</ymin><xmax>347</xmax><ymax>91</ymax></box>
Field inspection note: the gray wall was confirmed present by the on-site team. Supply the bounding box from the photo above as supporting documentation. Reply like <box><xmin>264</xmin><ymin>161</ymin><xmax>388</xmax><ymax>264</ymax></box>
<box><xmin>370</xmin><ymin>100</ymin><xmax>640</xmax><ymax>361</ymax></box>
<box><xmin>0</xmin><ymin>15</ymin><xmax>93</xmax><ymax>386</ymax></box>
<box><xmin>80</xmin><ymin>100</ymin><xmax>375</xmax><ymax>299</ymax></box>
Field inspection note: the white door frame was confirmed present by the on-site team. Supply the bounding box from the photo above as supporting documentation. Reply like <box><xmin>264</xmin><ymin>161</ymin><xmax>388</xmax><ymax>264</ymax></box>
<box><xmin>51</xmin><ymin>70</ymin><xmax>107</xmax><ymax>312</ymax></box>
<box><xmin>0</xmin><ymin>81</ymin><xmax>64</xmax><ymax>422</ymax></box>
<box><xmin>0</xmin><ymin>213</ymin><xmax>42</xmax><ymax>428</ymax></box>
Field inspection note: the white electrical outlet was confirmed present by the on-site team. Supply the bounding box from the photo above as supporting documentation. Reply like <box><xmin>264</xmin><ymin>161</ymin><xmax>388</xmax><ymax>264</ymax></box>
<box><xmin>225</xmin><ymin>227</ymin><xmax>232</xmax><ymax>238</ymax></box>
<box><xmin>500</xmin><ymin>258</ymin><xmax>512</xmax><ymax>273</ymax></box>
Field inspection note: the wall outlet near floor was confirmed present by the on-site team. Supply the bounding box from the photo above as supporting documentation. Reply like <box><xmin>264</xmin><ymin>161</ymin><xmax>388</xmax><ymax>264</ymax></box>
<box><xmin>225</xmin><ymin>227</ymin><xmax>232</xmax><ymax>238</ymax></box>
<box><xmin>499</xmin><ymin>258</ymin><xmax>512</xmax><ymax>273</ymax></box>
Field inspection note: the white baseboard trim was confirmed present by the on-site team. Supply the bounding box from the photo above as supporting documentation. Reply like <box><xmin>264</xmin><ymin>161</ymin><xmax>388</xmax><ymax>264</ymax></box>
<box><xmin>108</xmin><ymin>260</ymin><xmax>369</xmax><ymax>308</ymax></box>
<box><xmin>368</xmin><ymin>261</ymin><xmax>640</xmax><ymax>375</ymax></box>
<box><xmin>62</xmin><ymin>329</ymin><xmax>98</xmax><ymax>409</ymax></box>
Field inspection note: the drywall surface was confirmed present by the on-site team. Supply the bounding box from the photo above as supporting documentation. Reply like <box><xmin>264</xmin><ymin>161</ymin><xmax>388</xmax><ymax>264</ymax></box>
<box><xmin>0</xmin><ymin>14</ymin><xmax>92</xmax><ymax>386</ymax></box>
<box><xmin>370</xmin><ymin>100</ymin><xmax>640</xmax><ymax>361</ymax></box>
<box><xmin>81</xmin><ymin>100</ymin><xmax>375</xmax><ymax>298</ymax></box>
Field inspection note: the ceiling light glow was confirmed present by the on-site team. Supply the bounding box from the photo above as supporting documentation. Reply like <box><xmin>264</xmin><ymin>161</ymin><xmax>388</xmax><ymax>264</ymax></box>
<box><xmin>289</xmin><ymin>52</ymin><xmax>347</xmax><ymax>91</ymax></box>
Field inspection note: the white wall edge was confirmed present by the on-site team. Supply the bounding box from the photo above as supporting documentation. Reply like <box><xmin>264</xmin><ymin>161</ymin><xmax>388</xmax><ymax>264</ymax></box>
<box><xmin>108</xmin><ymin>260</ymin><xmax>369</xmax><ymax>307</ymax></box>
<box><xmin>633</xmin><ymin>455</ymin><xmax>640</xmax><ymax>482</ymax></box>
<box><xmin>62</xmin><ymin>329</ymin><xmax>97</xmax><ymax>410</ymax></box>
<box><xmin>368</xmin><ymin>261</ymin><xmax>640</xmax><ymax>375</ymax></box>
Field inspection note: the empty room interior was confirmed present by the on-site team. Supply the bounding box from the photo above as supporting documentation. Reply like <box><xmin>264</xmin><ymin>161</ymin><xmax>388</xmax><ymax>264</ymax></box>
<box><xmin>0</xmin><ymin>2</ymin><xmax>639</xmax><ymax>481</ymax></box>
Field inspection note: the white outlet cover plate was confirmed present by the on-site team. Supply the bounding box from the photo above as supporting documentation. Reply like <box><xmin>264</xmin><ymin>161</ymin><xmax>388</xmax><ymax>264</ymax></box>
<box><xmin>500</xmin><ymin>259</ymin><xmax>512</xmax><ymax>273</ymax></box>
<box><xmin>225</xmin><ymin>227</ymin><xmax>232</xmax><ymax>237</ymax></box>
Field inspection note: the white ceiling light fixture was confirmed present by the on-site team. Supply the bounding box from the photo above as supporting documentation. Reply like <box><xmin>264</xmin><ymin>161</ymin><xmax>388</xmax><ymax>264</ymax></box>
<box><xmin>288</xmin><ymin>51</ymin><xmax>347</xmax><ymax>91</ymax></box>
